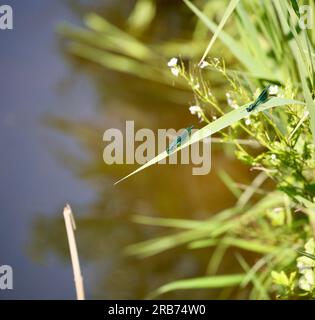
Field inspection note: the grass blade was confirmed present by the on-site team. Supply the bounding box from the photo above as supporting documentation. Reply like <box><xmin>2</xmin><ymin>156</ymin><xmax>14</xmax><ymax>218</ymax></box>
<box><xmin>150</xmin><ymin>273</ymin><xmax>245</xmax><ymax>298</ymax></box>
<box><xmin>296</xmin><ymin>249</ymin><xmax>315</xmax><ymax>260</ymax></box>
<box><xmin>115</xmin><ymin>97</ymin><xmax>304</xmax><ymax>185</ymax></box>
<box><xmin>183</xmin><ymin>0</ymin><xmax>271</xmax><ymax>78</ymax></box>
<box><xmin>195</xmin><ymin>0</ymin><xmax>240</xmax><ymax>64</ymax></box>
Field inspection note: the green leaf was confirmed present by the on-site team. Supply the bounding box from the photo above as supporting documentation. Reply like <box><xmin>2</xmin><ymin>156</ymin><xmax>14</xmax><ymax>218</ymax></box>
<box><xmin>289</xmin><ymin>0</ymin><xmax>300</xmax><ymax>18</ymax></box>
<box><xmin>271</xmin><ymin>270</ymin><xmax>290</xmax><ymax>286</ymax></box>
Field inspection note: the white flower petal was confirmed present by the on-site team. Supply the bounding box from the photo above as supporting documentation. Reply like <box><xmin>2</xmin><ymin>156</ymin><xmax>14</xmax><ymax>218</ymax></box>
<box><xmin>199</xmin><ymin>61</ymin><xmax>210</xmax><ymax>69</ymax></box>
<box><xmin>245</xmin><ymin>119</ymin><xmax>251</xmax><ymax>126</ymax></box>
<box><xmin>170</xmin><ymin>67</ymin><xmax>179</xmax><ymax>77</ymax></box>
<box><xmin>189</xmin><ymin>106</ymin><xmax>201</xmax><ymax>114</ymax></box>
<box><xmin>299</xmin><ymin>276</ymin><xmax>312</xmax><ymax>291</ymax></box>
<box><xmin>167</xmin><ymin>57</ymin><xmax>178</xmax><ymax>67</ymax></box>
<box><xmin>304</xmin><ymin>269</ymin><xmax>314</xmax><ymax>285</ymax></box>
<box><xmin>269</xmin><ymin>85</ymin><xmax>279</xmax><ymax>95</ymax></box>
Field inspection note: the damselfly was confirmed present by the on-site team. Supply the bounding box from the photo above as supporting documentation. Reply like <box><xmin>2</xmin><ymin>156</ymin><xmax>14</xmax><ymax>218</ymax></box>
<box><xmin>166</xmin><ymin>125</ymin><xmax>194</xmax><ymax>154</ymax></box>
<box><xmin>246</xmin><ymin>85</ymin><xmax>271</xmax><ymax>112</ymax></box>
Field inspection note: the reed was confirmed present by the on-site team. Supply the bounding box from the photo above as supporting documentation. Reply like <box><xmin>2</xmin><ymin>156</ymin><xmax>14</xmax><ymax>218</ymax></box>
<box><xmin>63</xmin><ymin>204</ymin><xmax>85</xmax><ymax>300</ymax></box>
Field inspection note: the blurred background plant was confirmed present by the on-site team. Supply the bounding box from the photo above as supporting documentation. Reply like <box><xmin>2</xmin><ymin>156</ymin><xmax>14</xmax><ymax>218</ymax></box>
<box><xmin>32</xmin><ymin>0</ymin><xmax>315</xmax><ymax>299</ymax></box>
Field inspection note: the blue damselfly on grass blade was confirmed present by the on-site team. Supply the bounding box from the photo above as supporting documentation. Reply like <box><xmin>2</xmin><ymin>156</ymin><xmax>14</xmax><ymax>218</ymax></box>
<box><xmin>246</xmin><ymin>85</ymin><xmax>271</xmax><ymax>112</ymax></box>
<box><xmin>166</xmin><ymin>125</ymin><xmax>194</xmax><ymax>154</ymax></box>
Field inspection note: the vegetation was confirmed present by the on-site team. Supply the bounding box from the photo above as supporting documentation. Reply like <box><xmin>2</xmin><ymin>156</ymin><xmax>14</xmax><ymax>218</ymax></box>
<box><xmin>57</xmin><ymin>0</ymin><xmax>315</xmax><ymax>299</ymax></box>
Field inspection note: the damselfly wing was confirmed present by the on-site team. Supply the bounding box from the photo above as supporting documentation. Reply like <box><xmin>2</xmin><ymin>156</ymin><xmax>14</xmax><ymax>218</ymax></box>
<box><xmin>246</xmin><ymin>85</ymin><xmax>271</xmax><ymax>112</ymax></box>
<box><xmin>166</xmin><ymin>125</ymin><xmax>194</xmax><ymax>154</ymax></box>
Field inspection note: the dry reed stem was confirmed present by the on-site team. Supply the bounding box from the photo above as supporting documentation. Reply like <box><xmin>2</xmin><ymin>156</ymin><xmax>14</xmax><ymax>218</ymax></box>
<box><xmin>63</xmin><ymin>204</ymin><xmax>85</xmax><ymax>300</ymax></box>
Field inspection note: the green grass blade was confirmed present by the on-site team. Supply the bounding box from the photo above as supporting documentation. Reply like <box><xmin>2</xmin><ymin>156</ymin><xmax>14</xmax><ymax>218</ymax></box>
<box><xmin>84</xmin><ymin>13</ymin><xmax>155</xmax><ymax>60</ymax></box>
<box><xmin>236</xmin><ymin>254</ymin><xmax>270</xmax><ymax>300</ymax></box>
<box><xmin>150</xmin><ymin>273</ymin><xmax>245</xmax><ymax>298</ymax></box>
<box><xmin>190</xmin><ymin>237</ymin><xmax>277</xmax><ymax>254</ymax></box>
<box><xmin>196</xmin><ymin>0</ymin><xmax>240</xmax><ymax>64</ymax></box>
<box><xmin>296</xmin><ymin>249</ymin><xmax>315</xmax><ymax>260</ymax></box>
<box><xmin>67</xmin><ymin>43</ymin><xmax>168</xmax><ymax>83</ymax></box>
<box><xmin>188</xmin><ymin>238</ymin><xmax>219</xmax><ymax>249</ymax></box>
<box><xmin>237</xmin><ymin>172</ymin><xmax>267</xmax><ymax>207</ymax></box>
<box><xmin>297</xmin><ymin>58</ymin><xmax>315</xmax><ymax>145</ymax></box>
<box><xmin>127</xmin><ymin>192</ymin><xmax>283</xmax><ymax>257</ymax></box>
<box><xmin>132</xmin><ymin>215</ymin><xmax>204</xmax><ymax>229</ymax></box>
<box><xmin>224</xmin><ymin>237</ymin><xmax>277</xmax><ymax>254</ymax></box>
<box><xmin>236</xmin><ymin>2</ymin><xmax>270</xmax><ymax>68</ymax></box>
<box><xmin>207</xmin><ymin>243</ymin><xmax>229</xmax><ymax>274</ymax></box>
<box><xmin>127</xmin><ymin>0</ymin><xmax>156</xmax><ymax>34</ymax></box>
<box><xmin>115</xmin><ymin>97</ymin><xmax>304</xmax><ymax>185</ymax></box>
<box><xmin>183</xmin><ymin>0</ymin><xmax>271</xmax><ymax>78</ymax></box>
<box><xmin>218</xmin><ymin>170</ymin><xmax>242</xmax><ymax>198</ymax></box>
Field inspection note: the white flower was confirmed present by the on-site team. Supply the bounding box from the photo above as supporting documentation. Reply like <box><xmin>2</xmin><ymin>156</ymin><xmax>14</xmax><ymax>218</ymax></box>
<box><xmin>170</xmin><ymin>67</ymin><xmax>179</xmax><ymax>77</ymax></box>
<box><xmin>297</xmin><ymin>238</ymin><xmax>315</xmax><ymax>292</ymax></box>
<box><xmin>167</xmin><ymin>57</ymin><xmax>180</xmax><ymax>77</ymax></box>
<box><xmin>297</xmin><ymin>255</ymin><xmax>315</xmax><ymax>274</ymax></box>
<box><xmin>212</xmin><ymin>116</ymin><xmax>217</xmax><ymax>120</ymax></box>
<box><xmin>199</xmin><ymin>60</ymin><xmax>210</xmax><ymax>69</ymax></box>
<box><xmin>245</xmin><ymin>118</ymin><xmax>251</xmax><ymax>126</ymax></box>
<box><xmin>299</xmin><ymin>276</ymin><xmax>313</xmax><ymax>291</ymax></box>
<box><xmin>298</xmin><ymin>269</ymin><xmax>314</xmax><ymax>292</ymax></box>
<box><xmin>167</xmin><ymin>57</ymin><xmax>178</xmax><ymax>67</ymax></box>
<box><xmin>304</xmin><ymin>269</ymin><xmax>314</xmax><ymax>284</ymax></box>
<box><xmin>269</xmin><ymin>85</ymin><xmax>279</xmax><ymax>95</ymax></box>
<box><xmin>189</xmin><ymin>105</ymin><xmax>203</xmax><ymax>120</ymax></box>
<box><xmin>271</xmin><ymin>154</ymin><xmax>277</xmax><ymax>160</ymax></box>
<box><xmin>189</xmin><ymin>105</ymin><xmax>201</xmax><ymax>114</ymax></box>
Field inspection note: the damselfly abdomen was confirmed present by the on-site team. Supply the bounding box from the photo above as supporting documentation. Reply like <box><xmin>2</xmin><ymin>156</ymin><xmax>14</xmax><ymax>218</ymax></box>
<box><xmin>166</xmin><ymin>126</ymin><xmax>194</xmax><ymax>154</ymax></box>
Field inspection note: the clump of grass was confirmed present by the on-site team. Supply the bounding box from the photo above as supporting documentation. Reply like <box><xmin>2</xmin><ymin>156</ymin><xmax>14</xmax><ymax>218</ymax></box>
<box><xmin>122</xmin><ymin>0</ymin><xmax>315</xmax><ymax>299</ymax></box>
